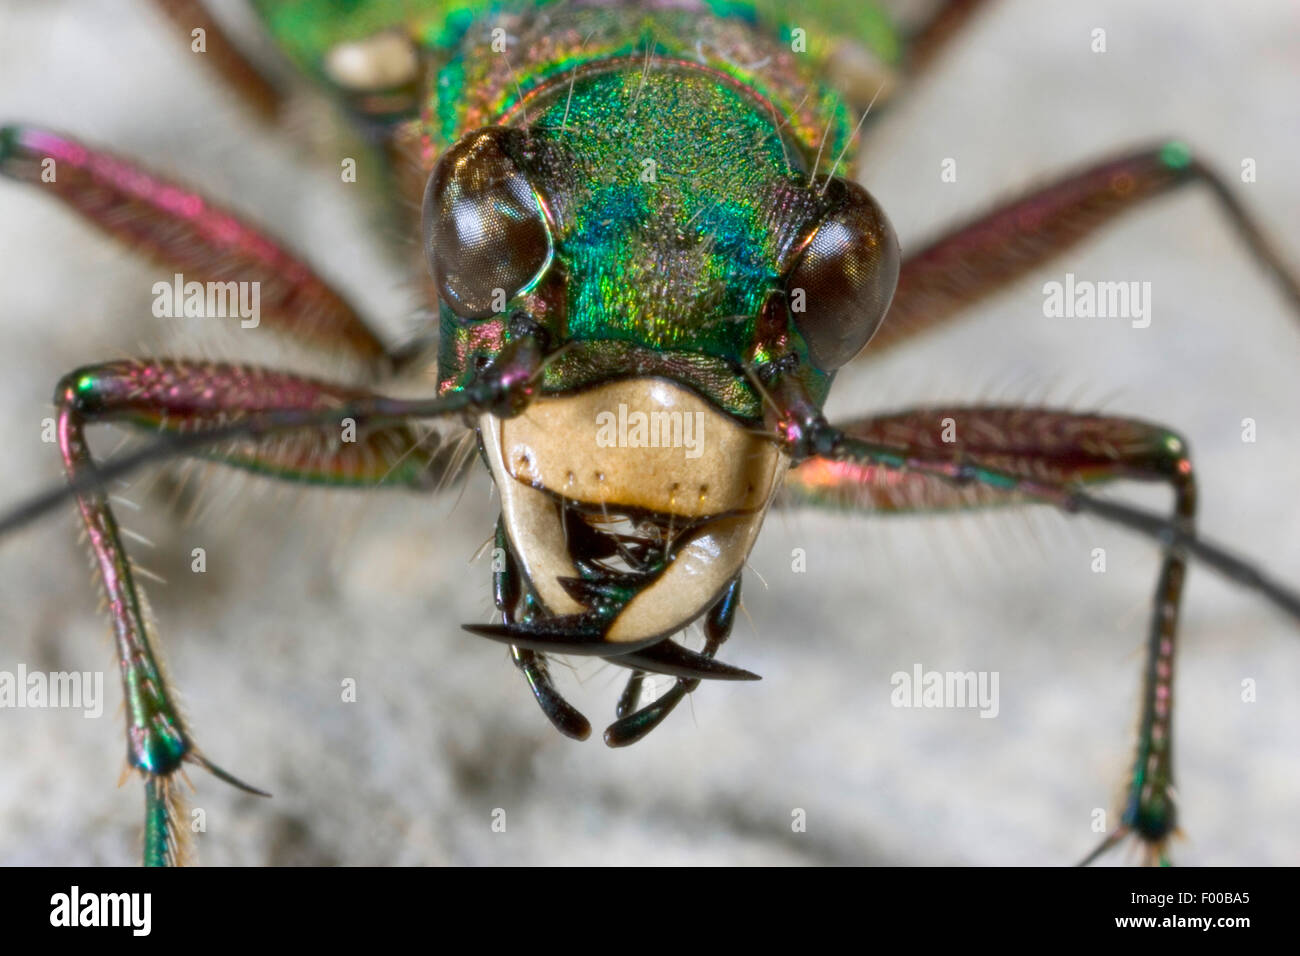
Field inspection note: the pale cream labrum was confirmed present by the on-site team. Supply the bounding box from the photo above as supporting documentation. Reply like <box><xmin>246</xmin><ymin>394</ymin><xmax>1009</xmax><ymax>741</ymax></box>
<box><xmin>480</xmin><ymin>378</ymin><xmax>788</xmax><ymax>643</ymax></box>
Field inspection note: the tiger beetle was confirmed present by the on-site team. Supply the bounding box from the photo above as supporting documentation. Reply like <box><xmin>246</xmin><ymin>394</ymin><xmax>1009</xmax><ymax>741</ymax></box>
<box><xmin>2</xmin><ymin>0</ymin><xmax>1299</xmax><ymax>866</ymax></box>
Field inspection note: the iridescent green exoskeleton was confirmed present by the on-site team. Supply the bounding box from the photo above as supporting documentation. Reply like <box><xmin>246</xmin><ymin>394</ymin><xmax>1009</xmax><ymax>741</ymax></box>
<box><xmin>3</xmin><ymin>0</ymin><xmax>1300</xmax><ymax>866</ymax></box>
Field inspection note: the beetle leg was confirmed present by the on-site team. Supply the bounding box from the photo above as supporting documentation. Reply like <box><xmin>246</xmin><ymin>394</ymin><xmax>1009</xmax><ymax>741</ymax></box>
<box><xmin>2</xmin><ymin>310</ymin><xmax>548</xmax><ymax>538</ymax></box>
<box><xmin>51</xmin><ymin>359</ymin><xmax>472</xmax><ymax>864</ymax></box>
<box><xmin>604</xmin><ymin>577</ymin><xmax>744</xmax><ymax>748</ymax></box>
<box><xmin>781</xmin><ymin>405</ymin><xmax>1202</xmax><ymax>863</ymax></box>
<box><xmin>903</xmin><ymin>0</ymin><xmax>997</xmax><ymax>78</ymax></box>
<box><xmin>147</xmin><ymin>0</ymin><xmax>283</xmax><ymax>120</ymax></box>
<box><xmin>857</xmin><ymin>143</ymin><xmax>1300</xmax><ymax>360</ymax></box>
<box><xmin>0</xmin><ymin>124</ymin><xmax>392</xmax><ymax>372</ymax></box>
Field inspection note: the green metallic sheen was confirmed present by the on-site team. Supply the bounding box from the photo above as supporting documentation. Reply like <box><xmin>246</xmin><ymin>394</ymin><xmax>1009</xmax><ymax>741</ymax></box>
<box><xmin>248</xmin><ymin>0</ymin><xmax>472</xmax><ymax>80</ymax></box>
<box><xmin>245</xmin><ymin>0</ymin><xmax>900</xmax><ymax>420</ymax></box>
<box><xmin>143</xmin><ymin>778</ymin><xmax>171</xmax><ymax>867</ymax></box>
<box><xmin>535</xmin><ymin>69</ymin><xmax>793</xmax><ymax>350</ymax></box>
<box><xmin>1159</xmin><ymin>139</ymin><xmax>1194</xmax><ymax>170</ymax></box>
<box><xmin>417</xmin><ymin>1</ymin><xmax>896</xmax><ymax>420</ymax></box>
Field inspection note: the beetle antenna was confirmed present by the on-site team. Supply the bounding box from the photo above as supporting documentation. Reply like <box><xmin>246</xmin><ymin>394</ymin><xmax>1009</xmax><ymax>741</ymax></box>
<box><xmin>1068</xmin><ymin>490</ymin><xmax>1300</xmax><ymax>622</ymax></box>
<box><xmin>827</xmin><ymin>432</ymin><xmax>1300</xmax><ymax>626</ymax></box>
<box><xmin>0</xmin><ymin>393</ymin><xmax>476</xmax><ymax>540</ymax></box>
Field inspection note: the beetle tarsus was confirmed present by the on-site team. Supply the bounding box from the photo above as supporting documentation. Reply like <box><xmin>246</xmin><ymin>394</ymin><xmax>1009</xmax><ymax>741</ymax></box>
<box><xmin>1078</xmin><ymin>826</ymin><xmax>1173</xmax><ymax>867</ymax></box>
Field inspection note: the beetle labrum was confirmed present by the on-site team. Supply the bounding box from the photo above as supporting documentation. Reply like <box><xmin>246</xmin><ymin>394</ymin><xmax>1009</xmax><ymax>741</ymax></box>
<box><xmin>2</xmin><ymin>0</ymin><xmax>1300</xmax><ymax>866</ymax></box>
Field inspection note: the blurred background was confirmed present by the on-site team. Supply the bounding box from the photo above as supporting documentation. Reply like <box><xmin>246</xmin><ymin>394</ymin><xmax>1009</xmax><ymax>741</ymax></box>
<box><xmin>1</xmin><ymin>0</ymin><xmax>1298</xmax><ymax>865</ymax></box>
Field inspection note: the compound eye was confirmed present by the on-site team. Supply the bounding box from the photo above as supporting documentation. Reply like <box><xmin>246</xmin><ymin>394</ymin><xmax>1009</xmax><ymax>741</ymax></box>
<box><xmin>422</xmin><ymin>127</ymin><xmax>552</xmax><ymax>319</ymax></box>
<box><xmin>786</xmin><ymin>178</ymin><xmax>900</xmax><ymax>370</ymax></box>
